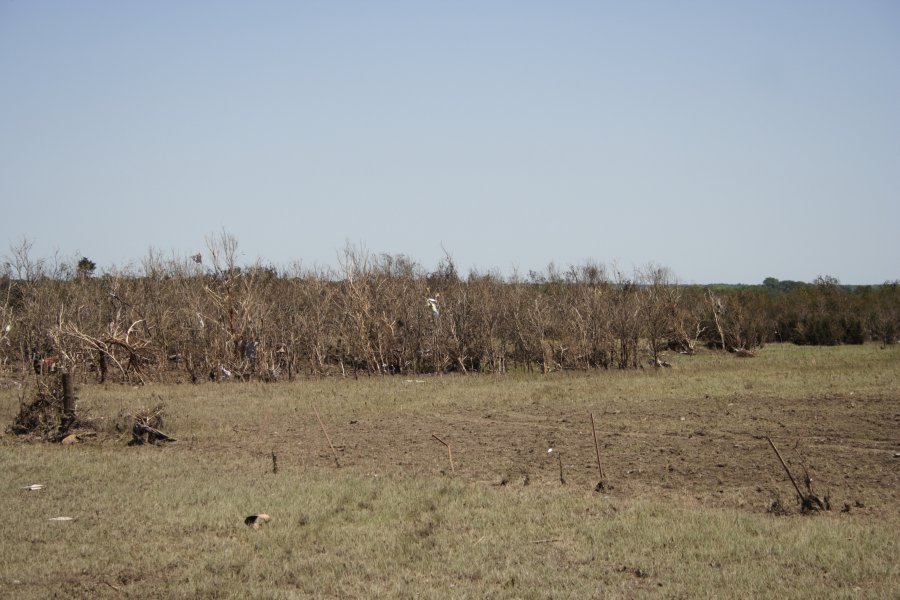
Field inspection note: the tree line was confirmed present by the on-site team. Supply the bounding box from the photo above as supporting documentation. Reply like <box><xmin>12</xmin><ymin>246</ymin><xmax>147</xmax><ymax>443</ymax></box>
<box><xmin>1</xmin><ymin>237</ymin><xmax>897</xmax><ymax>384</ymax></box>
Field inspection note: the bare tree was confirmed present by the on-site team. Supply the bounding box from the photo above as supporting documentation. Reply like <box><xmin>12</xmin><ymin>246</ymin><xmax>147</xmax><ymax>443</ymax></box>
<box><xmin>638</xmin><ymin>264</ymin><xmax>679</xmax><ymax>367</ymax></box>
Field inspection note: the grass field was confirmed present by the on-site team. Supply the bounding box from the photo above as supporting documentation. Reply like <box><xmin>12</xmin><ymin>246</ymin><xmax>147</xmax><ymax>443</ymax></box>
<box><xmin>1</xmin><ymin>344</ymin><xmax>898</xmax><ymax>599</ymax></box>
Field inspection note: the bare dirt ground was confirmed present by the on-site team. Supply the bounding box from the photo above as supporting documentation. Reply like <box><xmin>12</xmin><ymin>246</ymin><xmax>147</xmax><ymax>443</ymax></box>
<box><xmin>199</xmin><ymin>390</ymin><xmax>899</xmax><ymax>517</ymax></box>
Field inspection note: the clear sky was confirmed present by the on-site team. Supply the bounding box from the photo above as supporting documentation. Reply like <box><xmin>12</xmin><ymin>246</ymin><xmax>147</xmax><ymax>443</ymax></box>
<box><xmin>1</xmin><ymin>1</ymin><xmax>898</xmax><ymax>283</ymax></box>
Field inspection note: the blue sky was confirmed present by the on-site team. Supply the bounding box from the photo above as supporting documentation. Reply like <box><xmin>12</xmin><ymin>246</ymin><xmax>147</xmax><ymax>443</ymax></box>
<box><xmin>1</xmin><ymin>1</ymin><xmax>898</xmax><ymax>283</ymax></box>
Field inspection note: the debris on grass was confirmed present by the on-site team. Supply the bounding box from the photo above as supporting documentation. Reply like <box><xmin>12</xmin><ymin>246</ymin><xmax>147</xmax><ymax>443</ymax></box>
<box><xmin>7</xmin><ymin>379</ymin><xmax>96</xmax><ymax>442</ymax></box>
<box><xmin>129</xmin><ymin>421</ymin><xmax>176</xmax><ymax>444</ymax></box>
<box><xmin>767</xmin><ymin>498</ymin><xmax>790</xmax><ymax>516</ymax></box>
<box><xmin>23</xmin><ymin>484</ymin><xmax>44</xmax><ymax>491</ymax></box>
<box><xmin>61</xmin><ymin>431</ymin><xmax>96</xmax><ymax>445</ymax></box>
<box><xmin>244</xmin><ymin>514</ymin><xmax>271</xmax><ymax>529</ymax></box>
<box><xmin>124</xmin><ymin>404</ymin><xmax>176</xmax><ymax>445</ymax></box>
<box><xmin>48</xmin><ymin>516</ymin><xmax>73</xmax><ymax>521</ymax></box>
<box><xmin>765</xmin><ymin>437</ymin><xmax>830</xmax><ymax>514</ymax></box>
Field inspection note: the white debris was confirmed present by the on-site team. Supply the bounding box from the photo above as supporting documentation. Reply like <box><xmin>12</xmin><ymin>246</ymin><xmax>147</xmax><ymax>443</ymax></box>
<box><xmin>547</xmin><ymin>448</ymin><xmax>554</xmax><ymax>454</ymax></box>
<box><xmin>23</xmin><ymin>484</ymin><xmax>44</xmax><ymax>491</ymax></box>
<box><xmin>245</xmin><ymin>513</ymin><xmax>271</xmax><ymax>530</ymax></box>
<box><xmin>48</xmin><ymin>517</ymin><xmax>73</xmax><ymax>521</ymax></box>
<box><xmin>426</xmin><ymin>297</ymin><xmax>440</xmax><ymax>317</ymax></box>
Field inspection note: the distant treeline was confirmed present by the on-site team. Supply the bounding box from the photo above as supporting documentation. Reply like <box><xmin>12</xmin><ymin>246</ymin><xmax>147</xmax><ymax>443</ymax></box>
<box><xmin>1</xmin><ymin>238</ymin><xmax>897</xmax><ymax>383</ymax></box>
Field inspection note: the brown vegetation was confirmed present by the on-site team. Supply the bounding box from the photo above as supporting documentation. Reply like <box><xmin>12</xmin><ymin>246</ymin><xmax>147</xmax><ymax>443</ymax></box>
<box><xmin>1</xmin><ymin>236</ymin><xmax>897</xmax><ymax>384</ymax></box>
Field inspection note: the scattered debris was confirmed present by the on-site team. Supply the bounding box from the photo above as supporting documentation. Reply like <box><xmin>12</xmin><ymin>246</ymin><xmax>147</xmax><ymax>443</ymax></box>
<box><xmin>61</xmin><ymin>432</ymin><xmax>96</xmax><ymax>445</ymax></box>
<box><xmin>130</xmin><ymin>421</ymin><xmax>176</xmax><ymax>445</ymax></box>
<box><xmin>432</xmin><ymin>433</ymin><xmax>455</xmax><ymax>474</ymax></box>
<box><xmin>8</xmin><ymin>377</ymin><xmax>96</xmax><ymax>441</ymax></box>
<box><xmin>23</xmin><ymin>484</ymin><xmax>44</xmax><ymax>491</ymax></box>
<box><xmin>244</xmin><ymin>514</ymin><xmax>271</xmax><ymax>529</ymax></box>
<box><xmin>126</xmin><ymin>404</ymin><xmax>176</xmax><ymax>445</ymax></box>
<box><xmin>48</xmin><ymin>516</ymin><xmax>73</xmax><ymax>521</ymax></box>
<box><xmin>768</xmin><ymin>499</ymin><xmax>789</xmax><ymax>516</ymax></box>
<box><xmin>426</xmin><ymin>295</ymin><xmax>440</xmax><ymax>318</ymax></box>
<box><xmin>765</xmin><ymin>437</ymin><xmax>829</xmax><ymax>513</ymax></box>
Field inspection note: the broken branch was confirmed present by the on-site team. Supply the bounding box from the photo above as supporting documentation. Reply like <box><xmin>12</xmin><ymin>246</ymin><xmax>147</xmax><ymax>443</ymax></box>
<box><xmin>590</xmin><ymin>411</ymin><xmax>605</xmax><ymax>480</ymax></box>
<box><xmin>313</xmin><ymin>404</ymin><xmax>341</xmax><ymax>468</ymax></box>
<box><xmin>766</xmin><ymin>436</ymin><xmax>804</xmax><ymax>503</ymax></box>
<box><xmin>431</xmin><ymin>433</ymin><xmax>455</xmax><ymax>473</ymax></box>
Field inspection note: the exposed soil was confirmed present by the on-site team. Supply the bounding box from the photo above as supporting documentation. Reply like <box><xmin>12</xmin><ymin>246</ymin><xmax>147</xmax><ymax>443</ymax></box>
<box><xmin>206</xmin><ymin>391</ymin><xmax>899</xmax><ymax>517</ymax></box>
<box><xmin>9</xmin><ymin>375</ymin><xmax>894</xmax><ymax>517</ymax></box>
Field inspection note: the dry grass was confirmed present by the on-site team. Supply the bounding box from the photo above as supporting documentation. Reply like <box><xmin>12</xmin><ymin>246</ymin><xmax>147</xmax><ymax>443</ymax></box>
<box><xmin>1</xmin><ymin>343</ymin><xmax>898</xmax><ymax>598</ymax></box>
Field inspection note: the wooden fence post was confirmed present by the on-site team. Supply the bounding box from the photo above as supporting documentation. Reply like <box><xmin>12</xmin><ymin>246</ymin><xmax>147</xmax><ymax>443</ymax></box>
<box><xmin>62</xmin><ymin>369</ymin><xmax>75</xmax><ymax>418</ymax></box>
